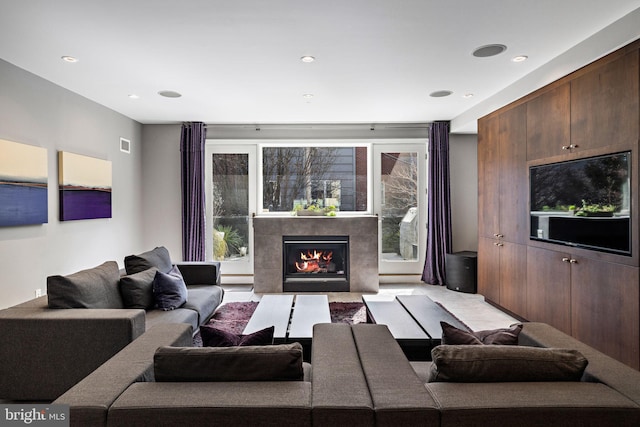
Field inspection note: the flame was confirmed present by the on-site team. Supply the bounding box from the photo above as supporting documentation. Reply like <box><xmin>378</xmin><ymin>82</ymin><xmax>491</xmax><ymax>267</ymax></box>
<box><xmin>295</xmin><ymin>250</ymin><xmax>333</xmax><ymax>273</ymax></box>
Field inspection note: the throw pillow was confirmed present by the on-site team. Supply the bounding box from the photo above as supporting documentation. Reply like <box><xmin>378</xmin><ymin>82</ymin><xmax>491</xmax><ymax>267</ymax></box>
<box><xmin>441</xmin><ymin>321</ymin><xmax>523</xmax><ymax>345</ymax></box>
<box><xmin>200</xmin><ymin>325</ymin><xmax>275</xmax><ymax>347</ymax></box>
<box><xmin>152</xmin><ymin>265</ymin><xmax>188</xmax><ymax>310</ymax></box>
<box><xmin>119</xmin><ymin>267</ymin><xmax>157</xmax><ymax>309</ymax></box>
<box><xmin>427</xmin><ymin>344</ymin><xmax>588</xmax><ymax>383</ymax></box>
<box><xmin>124</xmin><ymin>246</ymin><xmax>173</xmax><ymax>275</ymax></box>
<box><xmin>47</xmin><ymin>261</ymin><xmax>123</xmax><ymax>309</ymax></box>
<box><xmin>154</xmin><ymin>342</ymin><xmax>304</xmax><ymax>382</ymax></box>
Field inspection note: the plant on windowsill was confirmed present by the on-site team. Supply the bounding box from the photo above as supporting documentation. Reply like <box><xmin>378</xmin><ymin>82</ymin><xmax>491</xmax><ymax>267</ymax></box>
<box><xmin>574</xmin><ymin>199</ymin><xmax>616</xmax><ymax>217</ymax></box>
<box><xmin>292</xmin><ymin>204</ymin><xmax>338</xmax><ymax>216</ymax></box>
<box><xmin>292</xmin><ymin>204</ymin><xmax>322</xmax><ymax>216</ymax></box>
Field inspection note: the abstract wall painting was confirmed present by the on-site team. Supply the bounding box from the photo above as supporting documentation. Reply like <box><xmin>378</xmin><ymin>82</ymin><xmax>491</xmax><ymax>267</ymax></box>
<box><xmin>58</xmin><ymin>151</ymin><xmax>112</xmax><ymax>221</ymax></box>
<box><xmin>0</xmin><ymin>139</ymin><xmax>48</xmax><ymax>227</ymax></box>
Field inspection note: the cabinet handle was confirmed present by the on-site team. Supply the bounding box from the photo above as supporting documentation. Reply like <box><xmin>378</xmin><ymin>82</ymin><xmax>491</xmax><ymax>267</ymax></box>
<box><xmin>569</xmin><ymin>258</ymin><xmax>578</xmax><ymax>264</ymax></box>
<box><xmin>561</xmin><ymin>145</ymin><xmax>570</xmax><ymax>150</ymax></box>
<box><xmin>571</xmin><ymin>144</ymin><xmax>579</xmax><ymax>149</ymax></box>
<box><xmin>562</xmin><ymin>257</ymin><xmax>571</xmax><ymax>263</ymax></box>
<box><xmin>496</xmin><ymin>243</ymin><xmax>504</xmax><ymax>247</ymax></box>
<box><xmin>496</xmin><ymin>234</ymin><xmax>504</xmax><ymax>238</ymax></box>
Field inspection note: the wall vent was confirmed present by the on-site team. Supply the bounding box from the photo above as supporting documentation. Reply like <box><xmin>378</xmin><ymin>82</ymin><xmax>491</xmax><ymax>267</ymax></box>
<box><xmin>120</xmin><ymin>137</ymin><xmax>130</xmax><ymax>153</ymax></box>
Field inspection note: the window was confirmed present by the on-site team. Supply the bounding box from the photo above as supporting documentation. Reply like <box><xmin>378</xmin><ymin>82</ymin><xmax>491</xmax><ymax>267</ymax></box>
<box><xmin>261</xmin><ymin>146</ymin><xmax>368</xmax><ymax>213</ymax></box>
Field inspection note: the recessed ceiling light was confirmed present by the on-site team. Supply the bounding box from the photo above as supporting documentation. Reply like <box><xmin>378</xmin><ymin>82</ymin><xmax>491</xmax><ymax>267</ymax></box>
<box><xmin>300</xmin><ymin>56</ymin><xmax>315</xmax><ymax>63</ymax></box>
<box><xmin>302</xmin><ymin>93</ymin><xmax>314</xmax><ymax>99</ymax></box>
<box><xmin>128</xmin><ymin>94</ymin><xmax>140</xmax><ymax>99</ymax></box>
<box><xmin>429</xmin><ymin>90</ymin><xmax>453</xmax><ymax>98</ymax></box>
<box><xmin>158</xmin><ymin>90</ymin><xmax>182</xmax><ymax>98</ymax></box>
<box><xmin>472</xmin><ymin>44</ymin><xmax>507</xmax><ymax>58</ymax></box>
<box><xmin>61</xmin><ymin>56</ymin><xmax>78</xmax><ymax>63</ymax></box>
<box><xmin>512</xmin><ymin>55</ymin><xmax>529</xmax><ymax>62</ymax></box>
<box><xmin>463</xmin><ymin>93</ymin><xmax>474</xmax><ymax>98</ymax></box>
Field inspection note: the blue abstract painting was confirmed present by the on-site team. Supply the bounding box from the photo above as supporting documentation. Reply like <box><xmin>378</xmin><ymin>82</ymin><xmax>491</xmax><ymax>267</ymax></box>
<box><xmin>0</xmin><ymin>139</ymin><xmax>48</xmax><ymax>227</ymax></box>
<box><xmin>58</xmin><ymin>151</ymin><xmax>112</xmax><ymax>221</ymax></box>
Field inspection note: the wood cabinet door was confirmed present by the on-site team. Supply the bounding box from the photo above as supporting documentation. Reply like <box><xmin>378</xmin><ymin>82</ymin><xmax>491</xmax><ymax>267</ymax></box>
<box><xmin>571</xmin><ymin>258</ymin><xmax>639</xmax><ymax>370</ymax></box>
<box><xmin>571</xmin><ymin>50</ymin><xmax>639</xmax><ymax>151</ymax></box>
<box><xmin>499</xmin><ymin>242</ymin><xmax>527</xmax><ymax>318</ymax></box>
<box><xmin>478</xmin><ymin>237</ymin><xmax>500</xmax><ymax>304</ymax></box>
<box><xmin>498</xmin><ymin>104</ymin><xmax>528</xmax><ymax>244</ymax></box>
<box><xmin>526</xmin><ymin>83</ymin><xmax>571</xmax><ymax>160</ymax></box>
<box><xmin>478</xmin><ymin>115</ymin><xmax>500</xmax><ymax>239</ymax></box>
<box><xmin>526</xmin><ymin>246</ymin><xmax>572</xmax><ymax>335</ymax></box>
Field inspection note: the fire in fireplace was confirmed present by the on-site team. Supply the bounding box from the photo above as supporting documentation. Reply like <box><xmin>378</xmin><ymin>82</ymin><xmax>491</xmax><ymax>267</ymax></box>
<box><xmin>283</xmin><ymin>235</ymin><xmax>349</xmax><ymax>292</ymax></box>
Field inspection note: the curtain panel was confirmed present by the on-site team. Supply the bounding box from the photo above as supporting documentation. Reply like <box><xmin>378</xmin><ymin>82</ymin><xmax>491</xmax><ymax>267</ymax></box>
<box><xmin>422</xmin><ymin>121</ymin><xmax>452</xmax><ymax>285</ymax></box>
<box><xmin>180</xmin><ymin>122</ymin><xmax>206</xmax><ymax>261</ymax></box>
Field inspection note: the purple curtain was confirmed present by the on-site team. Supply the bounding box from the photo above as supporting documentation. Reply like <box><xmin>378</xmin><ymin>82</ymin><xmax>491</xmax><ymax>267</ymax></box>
<box><xmin>180</xmin><ymin>122</ymin><xmax>206</xmax><ymax>261</ymax></box>
<box><xmin>422</xmin><ymin>121</ymin><xmax>452</xmax><ymax>285</ymax></box>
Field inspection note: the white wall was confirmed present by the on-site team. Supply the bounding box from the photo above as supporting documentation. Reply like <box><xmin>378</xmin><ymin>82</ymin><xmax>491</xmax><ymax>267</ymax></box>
<box><xmin>0</xmin><ymin>59</ymin><xmax>143</xmax><ymax>309</ymax></box>
<box><xmin>140</xmin><ymin>125</ymin><xmax>183</xmax><ymax>259</ymax></box>
<box><xmin>449</xmin><ymin>133</ymin><xmax>478</xmax><ymax>252</ymax></box>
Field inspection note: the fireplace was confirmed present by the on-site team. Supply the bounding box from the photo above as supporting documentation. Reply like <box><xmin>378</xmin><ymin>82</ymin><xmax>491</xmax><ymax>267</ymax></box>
<box><xmin>283</xmin><ymin>235</ymin><xmax>349</xmax><ymax>292</ymax></box>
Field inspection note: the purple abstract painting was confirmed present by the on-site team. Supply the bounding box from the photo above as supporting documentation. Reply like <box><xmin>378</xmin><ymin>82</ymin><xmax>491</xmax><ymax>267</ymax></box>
<box><xmin>58</xmin><ymin>151</ymin><xmax>112</xmax><ymax>221</ymax></box>
<box><xmin>0</xmin><ymin>139</ymin><xmax>48</xmax><ymax>227</ymax></box>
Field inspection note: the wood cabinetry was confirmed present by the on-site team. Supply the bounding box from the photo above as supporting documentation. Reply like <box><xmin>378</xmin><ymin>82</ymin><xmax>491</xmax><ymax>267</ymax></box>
<box><xmin>477</xmin><ymin>104</ymin><xmax>527</xmax><ymax>312</ymax></box>
<box><xmin>477</xmin><ymin>41</ymin><xmax>640</xmax><ymax>369</ymax></box>
<box><xmin>527</xmin><ymin>246</ymin><xmax>639</xmax><ymax>369</ymax></box>
<box><xmin>526</xmin><ymin>83</ymin><xmax>570</xmax><ymax>160</ymax></box>
<box><xmin>526</xmin><ymin>246</ymin><xmax>573</xmax><ymax>335</ymax></box>
<box><xmin>571</xmin><ymin>259</ymin><xmax>639</xmax><ymax>369</ymax></box>
<box><xmin>478</xmin><ymin>114</ymin><xmax>499</xmax><ymax>240</ymax></box>
<box><xmin>478</xmin><ymin>104</ymin><xmax>527</xmax><ymax>243</ymax></box>
<box><xmin>478</xmin><ymin>238</ymin><xmax>527</xmax><ymax>317</ymax></box>
<box><xmin>571</xmin><ymin>49</ymin><xmax>639</xmax><ymax>152</ymax></box>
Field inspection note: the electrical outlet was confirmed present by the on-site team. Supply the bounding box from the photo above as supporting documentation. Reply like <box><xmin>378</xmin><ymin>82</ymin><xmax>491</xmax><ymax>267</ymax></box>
<box><xmin>35</xmin><ymin>289</ymin><xmax>42</xmax><ymax>298</ymax></box>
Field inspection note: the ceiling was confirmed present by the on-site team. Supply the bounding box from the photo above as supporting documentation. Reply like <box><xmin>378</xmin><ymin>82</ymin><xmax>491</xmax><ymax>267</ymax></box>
<box><xmin>1</xmin><ymin>1</ymin><xmax>639</xmax><ymax>133</ymax></box>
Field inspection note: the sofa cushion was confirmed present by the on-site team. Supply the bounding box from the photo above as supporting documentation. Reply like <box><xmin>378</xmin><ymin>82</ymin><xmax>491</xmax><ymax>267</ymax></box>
<box><xmin>200</xmin><ymin>325</ymin><xmax>274</xmax><ymax>347</ymax></box>
<box><xmin>119</xmin><ymin>268</ymin><xmax>157</xmax><ymax>309</ymax></box>
<box><xmin>124</xmin><ymin>246</ymin><xmax>173</xmax><ymax>275</ymax></box>
<box><xmin>152</xmin><ymin>266</ymin><xmax>188</xmax><ymax>311</ymax></box>
<box><xmin>428</xmin><ymin>345</ymin><xmax>588</xmax><ymax>383</ymax></box>
<box><xmin>183</xmin><ymin>285</ymin><xmax>223</xmax><ymax>324</ymax></box>
<box><xmin>154</xmin><ymin>342</ymin><xmax>304</xmax><ymax>382</ymax></box>
<box><xmin>145</xmin><ymin>308</ymin><xmax>199</xmax><ymax>332</ymax></box>
<box><xmin>441</xmin><ymin>321</ymin><xmax>523</xmax><ymax>345</ymax></box>
<box><xmin>47</xmin><ymin>261</ymin><xmax>123</xmax><ymax>309</ymax></box>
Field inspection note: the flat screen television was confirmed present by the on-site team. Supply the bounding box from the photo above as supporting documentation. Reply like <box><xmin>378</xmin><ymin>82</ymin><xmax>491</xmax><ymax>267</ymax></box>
<box><xmin>529</xmin><ymin>151</ymin><xmax>631</xmax><ymax>256</ymax></box>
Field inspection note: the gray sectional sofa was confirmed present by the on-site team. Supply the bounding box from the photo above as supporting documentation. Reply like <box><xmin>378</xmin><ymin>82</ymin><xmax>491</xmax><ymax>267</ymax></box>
<box><xmin>53</xmin><ymin>321</ymin><xmax>640</xmax><ymax>426</ymax></box>
<box><xmin>0</xmin><ymin>247</ymin><xmax>224</xmax><ymax>401</ymax></box>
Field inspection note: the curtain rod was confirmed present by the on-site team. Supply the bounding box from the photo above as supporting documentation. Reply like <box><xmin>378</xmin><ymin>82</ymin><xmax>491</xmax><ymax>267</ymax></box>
<box><xmin>200</xmin><ymin>123</ymin><xmax>431</xmax><ymax>131</ymax></box>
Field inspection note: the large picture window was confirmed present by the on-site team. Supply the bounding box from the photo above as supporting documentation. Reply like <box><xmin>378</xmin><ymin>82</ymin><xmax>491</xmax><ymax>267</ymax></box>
<box><xmin>261</xmin><ymin>146</ymin><xmax>368</xmax><ymax>213</ymax></box>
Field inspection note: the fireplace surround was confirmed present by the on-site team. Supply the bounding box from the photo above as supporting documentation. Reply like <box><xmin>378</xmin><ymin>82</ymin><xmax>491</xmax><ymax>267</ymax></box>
<box><xmin>253</xmin><ymin>216</ymin><xmax>379</xmax><ymax>293</ymax></box>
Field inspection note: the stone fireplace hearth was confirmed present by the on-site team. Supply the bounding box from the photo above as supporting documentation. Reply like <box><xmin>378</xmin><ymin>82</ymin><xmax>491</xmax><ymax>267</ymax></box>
<box><xmin>253</xmin><ymin>216</ymin><xmax>379</xmax><ymax>293</ymax></box>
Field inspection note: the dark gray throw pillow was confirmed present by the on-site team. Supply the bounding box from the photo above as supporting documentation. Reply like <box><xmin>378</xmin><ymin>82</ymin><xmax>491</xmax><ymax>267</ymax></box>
<box><xmin>154</xmin><ymin>342</ymin><xmax>305</xmax><ymax>382</ymax></box>
<box><xmin>124</xmin><ymin>246</ymin><xmax>173</xmax><ymax>275</ymax></box>
<box><xmin>200</xmin><ymin>325</ymin><xmax>275</xmax><ymax>347</ymax></box>
<box><xmin>152</xmin><ymin>265</ymin><xmax>188</xmax><ymax>310</ymax></box>
<box><xmin>119</xmin><ymin>267</ymin><xmax>157</xmax><ymax>309</ymax></box>
<box><xmin>428</xmin><ymin>345</ymin><xmax>588</xmax><ymax>383</ymax></box>
<box><xmin>47</xmin><ymin>261</ymin><xmax>123</xmax><ymax>309</ymax></box>
<box><xmin>441</xmin><ymin>321</ymin><xmax>523</xmax><ymax>345</ymax></box>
